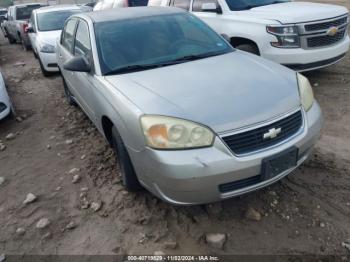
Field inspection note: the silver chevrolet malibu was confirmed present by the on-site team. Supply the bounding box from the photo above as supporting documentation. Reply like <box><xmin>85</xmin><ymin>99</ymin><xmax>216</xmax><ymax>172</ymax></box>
<box><xmin>56</xmin><ymin>7</ymin><xmax>323</xmax><ymax>205</ymax></box>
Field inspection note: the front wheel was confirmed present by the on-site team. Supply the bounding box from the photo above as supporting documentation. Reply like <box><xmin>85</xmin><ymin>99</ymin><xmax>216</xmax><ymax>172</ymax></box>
<box><xmin>62</xmin><ymin>75</ymin><xmax>77</xmax><ymax>106</ymax></box>
<box><xmin>112</xmin><ymin>126</ymin><xmax>142</xmax><ymax>192</ymax></box>
<box><xmin>38</xmin><ymin>57</ymin><xmax>51</xmax><ymax>77</ymax></box>
<box><xmin>6</xmin><ymin>30</ymin><xmax>16</xmax><ymax>44</ymax></box>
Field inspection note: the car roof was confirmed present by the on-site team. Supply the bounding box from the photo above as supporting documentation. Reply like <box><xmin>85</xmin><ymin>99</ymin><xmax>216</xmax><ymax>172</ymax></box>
<box><xmin>35</xmin><ymin>4</ymin><xmax>84</xmax><ymax>13</ymax></box>
<box><xmin>75</xmin><ymin>6</ymin><xmax>184</xmax><ymax>23</ymax></box>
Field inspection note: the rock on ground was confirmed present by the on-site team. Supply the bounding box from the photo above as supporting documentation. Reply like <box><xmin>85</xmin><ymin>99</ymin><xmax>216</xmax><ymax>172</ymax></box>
<box><xmin>23</xmin><ymin>193</ymin><xmax>37</xmax><ymax>205</ymax></box>
<box><xmin>245</xmin><ymin>207</ymin><xmax>262</xmax><ymax>221</ymax></box>
<box><xmin>205</xmin><ymin>233</ymin><xmax>227</xmax><ymax>250</ymax></box>
<box><xmin>0</xmin><ymin>143</ymin><xmax>6</xmax><ymax>151</ymax></box>
<box><xmin>91</xmin><ymin>201</ymin><xmax>102</xmax><ymax>212</ymax></box>
<box><xmin>0</xmin><ymin>177</ymin><xmax>5</xmax><ymax>186</ymax></box>
<box><xmin>341</xmin><ymin>239</ymin><xmax>350</xmax><ymax>251</ymax></box>
<box><xmin>68</xmin><ymin>168</ymin><xmax>79</xmax><ymax>174</ymax></box>
<box><xmin>36</xmin><ymin>218</ymin><xmax>50</xmax><ymax>229</ymax></box>
<box><xmin>72</xmin><ymin>175</ymin><xmax>81</xmax><ymax>184</ymax></box>
<box><xmin>66</xmin><ymin>221</ymin><xmax>76</xmax><ymax>230</ymax></box>
<box><xmin>154</xmin><ymin>251</ymin><xmax>165</xmax><ymax>256</ymax></box>
<box><xmin>5</xmin><ymin>133</ymin><xmax>15</xmax><ymax>140</ymax></box>
<box><xmin>16</xmin><ymin>227</ymin><xmax>26</xmax><ymax>236</ymax></box>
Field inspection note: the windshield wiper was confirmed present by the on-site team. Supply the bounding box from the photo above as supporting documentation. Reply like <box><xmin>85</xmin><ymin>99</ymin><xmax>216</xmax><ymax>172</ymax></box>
<box><xmin>104</xmin><ymin>63</ymin><xmax>162</xmax><ymax>75</ymax></box>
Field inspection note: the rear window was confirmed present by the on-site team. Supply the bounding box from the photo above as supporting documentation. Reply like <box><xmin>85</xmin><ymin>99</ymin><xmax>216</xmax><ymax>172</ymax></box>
<box><xmin>128</xmin><ymin>0</ymin><xmax>149</xmax><ymax>6</ymax></box>
<box><xmin>16</xmin><ymin>5</ymin><xmax>43</xmax><ymax>20</ymax></box>
<box><xmin>37</xmin><ymin>10</ymin><xmax>82</xmax><ymax>31</ymax></box>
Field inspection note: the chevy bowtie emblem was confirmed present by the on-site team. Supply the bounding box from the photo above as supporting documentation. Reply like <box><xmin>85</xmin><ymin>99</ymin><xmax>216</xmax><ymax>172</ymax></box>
<box><xmin>263</xmin><ymin>127</ymin><xmax>282</xmax><ymax>140</ymax></box>
<box><xmin>327</xmin><ymin>26</ymin><xmax>339</xmax><ymax>36</ymax></box>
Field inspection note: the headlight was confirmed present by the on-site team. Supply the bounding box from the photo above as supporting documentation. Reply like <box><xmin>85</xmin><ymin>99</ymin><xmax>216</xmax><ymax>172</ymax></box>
<box><xmin>297</xmin><ymin>73</ymin><xmax>314</xmax><ymax>112</ymax></box>
<box><xmin>267</xmin><ymin>25</ymin><xmax>300</xmax><ymax>48</ymax></box>
<box><xmin>40</xmin><ymin>43</ymin><xmax>55</xmax><ymax>53</ymax></box>
<box><xmin>140</xmin><ymin>115</ymin><xmax>215</xmax><ymax>149</ymax></box>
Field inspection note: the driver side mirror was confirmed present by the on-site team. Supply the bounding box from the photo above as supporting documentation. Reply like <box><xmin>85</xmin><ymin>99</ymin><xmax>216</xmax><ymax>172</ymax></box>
<box><xmin>63</xmin><ymin>56</ymin><xmax>91</xmax><ymax>73</ymax></box>
<box><xmin>201</xmin><ymin>2</ymin><xmax>222</xmax><ymax>14</ymax></box>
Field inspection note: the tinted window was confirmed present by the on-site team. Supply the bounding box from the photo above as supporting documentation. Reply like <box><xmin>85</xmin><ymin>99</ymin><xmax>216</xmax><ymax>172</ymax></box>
<box><xmin>225</xmin><ymin>0</ymin><xmax>290</xmax><ymax>11</ymax></box>
<box><xmin>0</xmin><ymin>10</ymin><xmax>7</xmax><ymax>15</ymax></box>
<box><xmin>62</xmin><ymin>19</ymin><xmax>77</xmax><ymax>52</ymax></box>
<box><xmin>37</xmin><ymin>10</ymin><xmax>82</xmax><ymax>31</ymax></box>
<box><xmin>128</xmin><ymin>0</ymin><xmax>149</xmax><ymax>6</ymax></box>
<box><xmin>172</xmin><ymin>0</ymin><xmax>190</xmax><ymax>10</ymax></box>
<box><xmin>74</xmin><ymin>20</ymin><xmax>91</xmax><ymax>57</ymax></box>
<box><xmin>192</xmin><ymin>0</ymin><xmax>218</xmax><ymax>11</ymax></box>
<box><xmin>16</xmin><ymin>5</ymin><xmax>43</xmax><ymax>20</ymax></box>
<box><xmin>94</xmin><ymin>13</ymin><xmax>232</xmax><ymax>75</ymax></box>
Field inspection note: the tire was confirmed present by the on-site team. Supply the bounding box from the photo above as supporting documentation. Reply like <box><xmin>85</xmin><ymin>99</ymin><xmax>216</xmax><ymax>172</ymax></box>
<box><xmin>5</xmin><ymin>30</ymin><xmax>16</xmax><ymax>44</ymax></box>
<box><xmin>38</xmin><ymin>57</ymin><xmax>51</xmax><ymax>77</ymax></box>
<box><xmin>235</xmin><ymin>44</ymin><xmax>260</xmax><ymax>55</ymax></box>
<box><xmin>19</xmin><ymin>35</ymin><xmax>30</xmax><ymax>51</ymax></box>
<box><xmin>112</xmin><ymin>126</ymin><xmax>142</xmax><ymax>191</ymax></box>
<box><xmin>33</xmin><ymin>50</ymin><xmax>38</xmax><ymax>59</ymax></box>
<box><xmin>62</xmin><ymin>75</ymin><xmax>77</xmax><ymax>106</ymax></box>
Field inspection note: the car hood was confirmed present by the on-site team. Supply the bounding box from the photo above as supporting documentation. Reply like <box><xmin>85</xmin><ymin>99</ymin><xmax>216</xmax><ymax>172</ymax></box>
<box><xmin>239</xmin><ymin>2</ymin><xmax>348</xmax><ymax>24</ymax></box>
<box><xmin>105</xmin><ymin>51</ymin><xmax>301</xmax><ymax>133</ymax></box>
<box><xmin>38</xmin><ymin>30</ymin><xmax>61</xmax><ymax>46</ymax></box>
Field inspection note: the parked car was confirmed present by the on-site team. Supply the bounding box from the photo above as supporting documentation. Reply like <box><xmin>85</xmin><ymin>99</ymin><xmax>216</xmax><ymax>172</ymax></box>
<box><xmin>93</xmin><ymin>0</ymin><xmax>148</xmax><ymax>10</ymax></box>
<box><xmin>0</xmin><ymin>71</ymin><xmax>13</xmax><ymax>121</ymax></box>
<box><xmin>27</xmin><ymin>5</ymin><xmax>88</xmax><ymax>76</ymax></box>
<box><xmin>0</xmin><ymin>8</ymin><xmax>7</xmax><ymax>37</ymax></box>
<box><xmin>3</xmin><ymin>3</ymin><xmax>46</xmax><ymax>50</ymax></box>
<box><xmin>57</xmin><ymin>7</ymin><xmax>322</xmax><ymax>205</ymax></box>
<box><xmin>150</xmin><ymin>0</ymin><xmax>350</xmax><ymax>72</ymax></box>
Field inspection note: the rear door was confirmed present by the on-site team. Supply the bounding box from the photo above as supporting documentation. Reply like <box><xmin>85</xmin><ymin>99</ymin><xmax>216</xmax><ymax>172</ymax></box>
<box><xmin>28</xmin><ymin>12</ymin><xmax>37</xmax><ymax>52</ymax></box>
<box><xmin>57</xmin><ymin>18</ymin><xmax>78</xmax><ymax>91</ymax></box>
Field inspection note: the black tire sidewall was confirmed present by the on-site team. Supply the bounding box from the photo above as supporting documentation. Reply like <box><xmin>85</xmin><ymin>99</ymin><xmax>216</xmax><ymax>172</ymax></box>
<box><xmin>111</xmin><ymin>127</ymin><xmax>141</xmax><ymax>191</ymax></box>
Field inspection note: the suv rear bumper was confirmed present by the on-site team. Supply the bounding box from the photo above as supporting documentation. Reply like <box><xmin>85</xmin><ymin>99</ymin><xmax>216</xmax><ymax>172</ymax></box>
<box><xmin>262</xmin><ymin>35</ymin><xmax>349</xmax><ymax>71</ymax></box>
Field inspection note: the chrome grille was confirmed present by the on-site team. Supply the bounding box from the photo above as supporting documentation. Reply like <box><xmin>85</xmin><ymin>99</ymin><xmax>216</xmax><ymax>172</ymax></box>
<box><xmin>304</xmin><ymin>16</ymin><xmax>347</xmax><ymax>32</ymax></box>
<box><xmin>299</xmin><ymin>15</ymin><xmax>349</xmax><ymax>49</ymax></box>
<box><xmin>221</xmin><ymin>110</ymin><xmax>303</xmax><ymax>155</ymax></box>
<box><xmin>307</xmin><ymin>29</ymin><xmax>346</xmax><ymax>48</ymax></box>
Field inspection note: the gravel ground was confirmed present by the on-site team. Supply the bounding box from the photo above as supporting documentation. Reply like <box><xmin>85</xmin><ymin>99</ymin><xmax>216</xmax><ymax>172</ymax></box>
<box><xmin>0</xmin><ymin>1</ymin><xmax>349</xmax><ymax>256</ymax></box>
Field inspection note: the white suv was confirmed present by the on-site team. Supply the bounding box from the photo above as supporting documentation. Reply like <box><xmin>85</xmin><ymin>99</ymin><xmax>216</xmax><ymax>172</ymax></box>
<box><xmin>150</xmin><ymin>0</ymin><xmax>350</xmax><ymax>71</ymax></box>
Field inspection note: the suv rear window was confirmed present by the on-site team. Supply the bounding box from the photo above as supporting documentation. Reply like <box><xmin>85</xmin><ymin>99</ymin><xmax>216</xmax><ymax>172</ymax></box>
<box><xmin>16</xmin><ymin>5</ymin><xmax>43</xmax><ymax>20</ymax></box>
<box><xmin>128</xmin><ymin>0</ymin><xmax>149</xmax><ymax>6</ymax></box>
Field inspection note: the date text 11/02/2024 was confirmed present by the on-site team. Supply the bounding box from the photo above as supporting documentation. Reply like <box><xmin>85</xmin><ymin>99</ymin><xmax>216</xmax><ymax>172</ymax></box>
<box><xmin>127</xmin><ymin>256</ymin><xmax>220</xmax><ymax>261</ymax></box>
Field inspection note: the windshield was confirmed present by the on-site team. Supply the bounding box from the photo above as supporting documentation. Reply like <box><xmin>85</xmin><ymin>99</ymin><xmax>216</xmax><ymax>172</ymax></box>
<box><xmin>0</xmin><ymin>10</ymin><xmax>7</xmax><ymax>16</ymax></box>
<box><xmin>95</xmin><ymin>13</ymin><xmax>232</xmax><ymax>75</ymax></box>
<box><xmin>16</xmin><ymin>5</ymin><xmax>43</xmax><ymax>20</ymax></box>
<box><xmin>225</xmin><ymin>0</ymin><xmax>290</xmax><ymax>11</ymax></box>
<box><xmin>37</xmin><ymin>10</ymin><xmax>82</xmax><ymax>31</ymax></box>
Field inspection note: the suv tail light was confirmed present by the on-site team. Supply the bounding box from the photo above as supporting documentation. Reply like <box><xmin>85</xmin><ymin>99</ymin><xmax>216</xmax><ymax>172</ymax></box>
<box><xmin>23</xmin><ymin>22</ymin><xmax>29</xmax><ymax>34</ymax></box>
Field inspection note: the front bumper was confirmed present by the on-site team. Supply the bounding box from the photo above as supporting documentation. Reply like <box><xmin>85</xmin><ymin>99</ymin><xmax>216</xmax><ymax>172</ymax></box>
<box><xmin>261</xmin><ymin>36</ymin><xmax>350</xmax><ymax>72</ymax></box>
<box><xmin>38</xmin><ymin>52</ymin><xmax>59</xmax><ymax>72</ymax></box>
<box><xmin>129</xmin><ymin>102</ymin><xmax>323</xmax><ymax>205</ymax></box>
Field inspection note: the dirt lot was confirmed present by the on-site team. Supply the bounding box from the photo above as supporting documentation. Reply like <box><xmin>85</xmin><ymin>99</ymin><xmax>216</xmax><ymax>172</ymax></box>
<box><xmin>0</xmin><ymin>1</ymin><xmax>350</xmax><ymax>257</ymax></box>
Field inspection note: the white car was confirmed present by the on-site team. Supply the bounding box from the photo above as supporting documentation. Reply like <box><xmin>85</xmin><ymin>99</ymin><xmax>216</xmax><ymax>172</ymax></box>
<box><xmin>27</xmin><ymin>5</ymin><xmax>88</xmax><ymax>76</ymax></box>
<box><xmin>0</xmin><ymin>72</ymin><xmax>12</xmax><ymax>121</ymax></box>
<box><xmin>151</xmin><ymin>0</ymin><xmax>350</xmax><ymax>71</ymax></box>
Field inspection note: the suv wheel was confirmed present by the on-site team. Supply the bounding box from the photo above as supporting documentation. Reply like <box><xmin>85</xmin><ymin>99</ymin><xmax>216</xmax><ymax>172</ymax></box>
<box><xmin>235</xmin><ymin>44</ymin><xmax>260</xmax><ymax>55</ymax></box>
<box><xmin>112</xmin><ymin>126</ymin><xmax>142</xmax><ymax>192</ymax></box>
<box><xmin>6</xmin><ymin>30</ymin><xmax>16</xmax><ymax>44</ymax></box>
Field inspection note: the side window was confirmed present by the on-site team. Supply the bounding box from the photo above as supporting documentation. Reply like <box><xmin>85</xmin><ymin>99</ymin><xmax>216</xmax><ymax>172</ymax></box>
<box><xmin>171</xmin><ymin>0</ymin><xmax>190</xmax><ymax>10</ymax></box>
<box><xmin>29</xmin><ymin>13</ymin><xmax>35</xmax><ymax>31</ymax></box>
<box><xmin>192</xmin><ymin>0</ymin><xmax>218</xmax><ymax>12</ymax></box>
<box><xmin>74</xmin><ymin>20</ymin><xmax>91</xmax><ymax>58</ymax></box>
<box><xmin>61</xmin><ymin>19</ymin><xmax>77</xmax><ymax>52</ymax></box>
